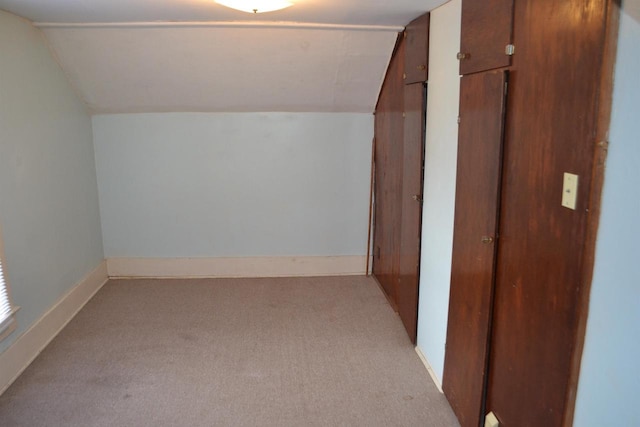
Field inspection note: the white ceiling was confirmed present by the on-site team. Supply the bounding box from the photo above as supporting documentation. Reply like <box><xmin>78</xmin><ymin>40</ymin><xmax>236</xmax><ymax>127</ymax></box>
<box><xmin>0</xmin><ymin>0</ymin><xmax>444</xmax><ymax>26</ymax></box>
<box><xmin>0</xmin><ymin>0</ymin><xmax>447</xmax><ymax>114</ymax></box>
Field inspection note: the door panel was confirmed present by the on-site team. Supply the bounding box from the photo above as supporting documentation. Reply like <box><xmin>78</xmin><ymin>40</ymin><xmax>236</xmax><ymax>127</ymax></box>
<box><xmin>404</xmin><ymin>13</ymin><xmax>430</xmax><ymax>84</ymax></box>
<box><xmin>373</xmin><ymin>37</ymin><xmax>405</xmax><ymax>307</ymax></box>
<box><xmin>397</xmin><ymin>82</ymin><xmax>427</xmax><ymax>343</ymax></box>
<box><xmin>459</xmin><ymin>0</ymin><xmax>514</xmax><ymax>75</ymax></box>
<box><xmin>443</xmin><ymin>71</ymin><xmax>508</xmax><ymax>427</ymax></box>
<box><xmin>486</xmin><ymin>1</ymin><xmax>610</xmax><ymax>425</ymax></box>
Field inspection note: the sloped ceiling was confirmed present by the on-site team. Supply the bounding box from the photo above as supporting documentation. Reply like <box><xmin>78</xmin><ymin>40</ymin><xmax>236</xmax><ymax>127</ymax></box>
<box><xmin>0</xmin><ymin>0</ymin><xmax>447</xmax><ymax>113</ymax></box>
<box><xmin>40</xmin><ymin>26</ymin><xmax>398</xmax><ymax>114</ymax></box>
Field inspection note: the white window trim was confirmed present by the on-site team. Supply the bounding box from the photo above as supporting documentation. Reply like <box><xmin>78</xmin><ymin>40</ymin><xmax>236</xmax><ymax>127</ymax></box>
<box><xmin>0</xmin><ymin>225</ymin><xmax>19</xmax><ymax>342</ymax></box>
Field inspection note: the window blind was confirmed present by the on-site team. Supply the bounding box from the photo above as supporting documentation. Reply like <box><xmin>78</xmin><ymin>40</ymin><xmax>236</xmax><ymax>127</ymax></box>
<box><xmin>0</xmin><ymin>235</ymin><xmax>16</xmax><ymax>336</ymax></box>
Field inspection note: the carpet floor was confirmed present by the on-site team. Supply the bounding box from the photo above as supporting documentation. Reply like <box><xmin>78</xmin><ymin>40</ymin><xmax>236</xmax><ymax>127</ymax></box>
<box><xmin>0</xmin><ymin>276</ymin><xmax>459</xmax><ymax>426</ymax></box>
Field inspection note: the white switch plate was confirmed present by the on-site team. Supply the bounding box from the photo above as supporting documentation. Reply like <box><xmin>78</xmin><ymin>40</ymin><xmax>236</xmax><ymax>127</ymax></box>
<box><xmin>485</xmin><ymin>411</ymin><xmax>500</xmax><ymax>427</ymax></box>
<box><xmin>562</xmin><ymin>173</ymin><xmax>579</xmax><ymax>210</ymax></box>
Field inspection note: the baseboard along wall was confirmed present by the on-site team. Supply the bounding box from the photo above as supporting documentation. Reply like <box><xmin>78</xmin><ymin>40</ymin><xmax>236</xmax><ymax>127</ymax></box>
<box><xmin>106</xmin><ymin>256</ymin><xmax>367</xmax><ymax>278</ymax></box>
<box><xmin>0</xmin><ymin>261</ymin><xmax>108</xmax><ymax>395</ymax></box>
<box><xmin>415</xmin><ymin>346</ymin><xmax>444</xmax><ymax>394</ymax></box>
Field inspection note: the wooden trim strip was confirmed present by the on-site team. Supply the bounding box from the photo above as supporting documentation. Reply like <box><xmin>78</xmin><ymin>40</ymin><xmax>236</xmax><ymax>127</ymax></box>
<box><xmin>366</xmin><ymin>136</ymin><xmax>376</xmax><ymax>276</ymax></box>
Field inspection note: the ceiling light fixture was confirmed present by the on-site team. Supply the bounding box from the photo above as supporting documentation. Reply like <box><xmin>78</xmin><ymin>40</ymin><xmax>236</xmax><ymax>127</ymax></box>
<box><xmin>215</xmin><ymin>0</ymin><xmax>294</xmax><ymax>14</ymax></box>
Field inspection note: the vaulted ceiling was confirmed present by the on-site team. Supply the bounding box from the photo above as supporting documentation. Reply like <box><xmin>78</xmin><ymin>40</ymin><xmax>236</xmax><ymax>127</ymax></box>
<box><xmin>0</xmin><ymin>0</ymin><xmax>447</xmax><ymax>113</ymax></box>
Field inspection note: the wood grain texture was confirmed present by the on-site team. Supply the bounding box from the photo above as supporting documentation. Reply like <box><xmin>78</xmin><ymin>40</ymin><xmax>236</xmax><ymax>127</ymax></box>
<box><xmin>563</xmin><ymin>2</ymin><xmax>620</xmax><ymax>425</ymax></box>
<box><xmin>397</xmin><ymin>82</ymin><xmax>427</xmax><ymax>343</ymax></box>
<box><xmin>442</xmin><ymin>71</ymin><xmax>507</xmax><ymax>427</ymax></box>
<box><xmin>373</xmin><ymin>35</ymin><xmax>405</xmax><ymax>308</ymax></box>
<box><xmin>459</xmin><ymin>0</ymin><xmax>514</xmax><ymax>75</ymax></box>
<box><xmin>404</xmin><ymin>13</ymin><xmax>430</xmax><ymax>84</ymax></box>
<box><xmin>486</xmin><ymin>1</ymin><xmax>611</xmax><ymax>425</ymax></box>
<box><xmin>373</xmin><ymin>29</ymin><xmax>429</xmax><ymax>342</ymax></box>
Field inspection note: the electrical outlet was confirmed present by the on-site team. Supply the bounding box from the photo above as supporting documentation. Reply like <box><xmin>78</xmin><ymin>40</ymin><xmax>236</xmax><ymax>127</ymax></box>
<box><xmin>485</xmin><ymin>411</ymin><xmax>500</xmax><ymax>427</ymax></box>
<box><xmin>562</xmin><ymin>173</ymin><xmax>579</xmax><ymax>210</ymax></box>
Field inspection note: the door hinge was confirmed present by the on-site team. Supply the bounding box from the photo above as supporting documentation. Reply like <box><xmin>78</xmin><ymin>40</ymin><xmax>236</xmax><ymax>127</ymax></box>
<box><xmin>505</xmin><ymin>44</ymin><xmax>515</xmax><ymax>56</ymax></box>
<box><xmin>457</xmin><ymin>116</ymin><xmax>461</xmax><ymax>124</ymax></box>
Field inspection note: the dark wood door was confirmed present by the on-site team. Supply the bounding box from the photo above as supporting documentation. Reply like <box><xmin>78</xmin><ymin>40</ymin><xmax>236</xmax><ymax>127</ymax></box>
<box><xmin>374</xmin><ymin>19</ymin><xmax>430</xmax><ymax>342</ymax></box>
<box><xmin>485</xmin><ymin>1</ymin><xmax>611</xmax><ymax>425</ymax></box>
<box><xmin>397</xmin><ymin>82</ymin><xmax>427</xmax><ymax>343</ymax></box>
<box><xmin>404</xmin><ymin>13</ymin><xmax>430</xmax><ymax>84</ymax></box>
<box><xmin>443</xmin><ymin>71</ymin><xmax>508</xmax><ymax>427</ymax></box>
<box><xmin>459</xmin><ymin>0</ymin><xmax>514</xmax><ymax>75</ymax></box>
<box><xmin>373</xmin><ymin>36</ymin><xmax>405</xmax><ymax>308</ymax></box>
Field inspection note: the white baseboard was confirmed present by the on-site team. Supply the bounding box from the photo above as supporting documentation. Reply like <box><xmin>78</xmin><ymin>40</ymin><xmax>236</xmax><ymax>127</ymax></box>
<box><xmin>107</xmin><ymin>256</ymin><xmax>367</xmax><ymax>279</ymax></box>
<box><xmin>415</xmin><ymin>346</ymin><xmax>444</xmax><ymax>393</ymax></box>
<box><xmin>0</xmin><ymin>261</ymin><xmax>108</xmax><ymax>395</ymax></box>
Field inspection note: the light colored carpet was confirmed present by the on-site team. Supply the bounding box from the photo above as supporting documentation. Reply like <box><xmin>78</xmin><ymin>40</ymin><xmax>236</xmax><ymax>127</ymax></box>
<box><xmin>0</xmin><ymin>276</ymin><xmax>459</xmax><ymax>426</ymax></box>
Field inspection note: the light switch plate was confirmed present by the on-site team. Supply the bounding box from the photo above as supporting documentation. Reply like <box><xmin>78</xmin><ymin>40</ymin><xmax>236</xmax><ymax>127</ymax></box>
<box><xmin>562</xmin><ymin>173</ymin><xmax>579</xmax><ymax>210</ymax></box>
<box><xmin>485</xmin><ymin>411</ymin><xmax>500</xmax><ymax>427</ymax></box>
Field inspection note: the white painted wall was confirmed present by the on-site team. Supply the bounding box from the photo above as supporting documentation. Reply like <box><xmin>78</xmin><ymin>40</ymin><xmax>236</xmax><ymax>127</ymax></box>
<box><xmin>0</xmin><ymin>11</ymin><xmax>104</xmax><ymax>353</ymax></box>
<box><xmin>416</xmin><ymin>0</ymin><xmax>461</xmax><ymax>385</ymax></box>
<box><xmin>574</xmin><ymin>1</ymin><xmax>640</xmax><ymax>425</ymax></box>
<box><xmin>93</xmin><ymin>113</ymin><xmax>372</xmax><ymax>258</ymax></box>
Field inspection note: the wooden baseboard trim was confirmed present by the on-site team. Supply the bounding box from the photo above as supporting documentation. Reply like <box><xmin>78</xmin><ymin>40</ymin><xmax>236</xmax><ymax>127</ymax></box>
<box><xmin>0</xmin><ymin>261</ymin><xmax>108</xmax><ymax>395</ymax></box>
<box><xmin>415</xmin><ymin>346</ymin><xmax>444</xmax><ymax>393</ymax></box>
<box><xmin>106</xmin><ymin>256</ymin><xmax>367</xmax><ymax>278</ymax></box>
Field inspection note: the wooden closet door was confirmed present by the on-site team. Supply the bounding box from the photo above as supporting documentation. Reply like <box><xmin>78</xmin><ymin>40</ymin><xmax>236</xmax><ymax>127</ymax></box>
<box><xmin>442</xmin><ymin>70</ymin><xmax>508</xmax><ymax>427</ymax></box>
<box><xmin>372</xmin><ymin>37</ymin><xmax>405</xmax><ymax>308</ymax></box>
<box><xmin>404</xmin><ymin>13</ymin><xmax>430</xmax><ymax>84</ymax></box>
<box><xmin>397</xmin><ymin>82</ymin><xmax>427</xmax><ymax>343</ymax></box>
<box><xmin>374</xmin><ymin>18</ymin><xmax>430</xmax><ymax>342</ymax></box>
<box><xmin>459</xmin><ymin>0</ymin><xmax>514</xmax><ymax>75</ymax></box>
<box><xmin>485</xmin><ymin>0</ymin><xmax>611</xmax><ymax>425</ymax></box>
